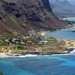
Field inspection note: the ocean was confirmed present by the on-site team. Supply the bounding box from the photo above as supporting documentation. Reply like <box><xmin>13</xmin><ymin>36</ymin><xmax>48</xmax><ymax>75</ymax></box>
<box><xmin>0</xmin><ymin>55</ymin><xmax>75</xmax><ymax>75</ymax></box>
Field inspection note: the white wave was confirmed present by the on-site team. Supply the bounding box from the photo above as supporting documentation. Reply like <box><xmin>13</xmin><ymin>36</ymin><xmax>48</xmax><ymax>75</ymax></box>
<box><xmin>0</xmin><ymin>53</ymin><xmax>39</xmax><ymax>58</ymax></box>
<box><xmin>18</xmin><ymin>54</ymin><xmax>38</xmax><ymax>58</ymax></box>
<box><xmin>69</xmin><ymin>49</ymin><xmax>75</xmax><ymax>55</ymax></box>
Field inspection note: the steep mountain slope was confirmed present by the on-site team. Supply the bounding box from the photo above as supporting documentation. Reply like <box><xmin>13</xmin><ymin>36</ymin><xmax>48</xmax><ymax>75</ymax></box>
<box><xmin>51</xmin><ymin>0</ymin><xmax>75</xmax><ymax>17</ymax></box>
<box><xmin>0</xmin><ymin>0</ymin><xmax>68</xmax><ymax>34</ymax></box>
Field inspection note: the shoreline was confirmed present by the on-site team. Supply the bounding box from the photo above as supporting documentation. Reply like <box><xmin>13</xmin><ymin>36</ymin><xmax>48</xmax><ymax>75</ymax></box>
<box><xmin>0</xmin><ymin>38</ymin><xmax>75</xmax><ymax>58</ymax></box>
<box><xmin>0</xmin><ymin>49</ymin><xmax>75</xmax><ymax>58</ymax></box>
<box><xmin>0</xmin><ymin>31</ymin><xmax>75</xmax><ymax>58</ymax></box>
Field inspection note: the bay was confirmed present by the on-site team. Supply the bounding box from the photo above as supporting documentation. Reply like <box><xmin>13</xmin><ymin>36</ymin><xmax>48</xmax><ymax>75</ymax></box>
<box><xmin>45</xmin><ymin>17</ymin><xmax>75</xmax><ymax>40</ymax></box>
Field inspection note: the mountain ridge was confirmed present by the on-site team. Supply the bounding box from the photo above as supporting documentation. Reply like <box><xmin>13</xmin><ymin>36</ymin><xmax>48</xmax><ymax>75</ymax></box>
<box><xmin>0</xmin><ymin>0</ymin><xmax>68</xmax><ymax>34</ymax></box>
<box><xmin>51</xmin><ymin>0</ymin><xmax>75</xmax><ymax>17</ymax></box>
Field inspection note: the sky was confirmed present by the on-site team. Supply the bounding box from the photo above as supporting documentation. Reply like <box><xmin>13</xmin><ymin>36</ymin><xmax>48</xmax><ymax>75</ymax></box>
<box><xmin>50</xmin><ymin>0</ymin><xmax>75</xmax><ymax>5</ymax></box>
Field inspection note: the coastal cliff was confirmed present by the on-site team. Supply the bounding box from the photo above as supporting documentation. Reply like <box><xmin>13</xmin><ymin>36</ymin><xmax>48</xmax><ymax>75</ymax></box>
<box><xmin>0</xmin><ymin>0</ymin><xmax>68</xmax><ymax>34</ymax></box>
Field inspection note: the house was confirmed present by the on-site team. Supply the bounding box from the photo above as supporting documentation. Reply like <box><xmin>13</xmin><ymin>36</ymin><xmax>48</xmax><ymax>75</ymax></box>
<box><xmin>37</xmin><ymin>37</ymin><xmax>48</xmax><ymax>44</ymax></box>
<box><xmin>35</xmin><ymin>47</ymin><xmax>43</xmax><ymax>52</ymax></box>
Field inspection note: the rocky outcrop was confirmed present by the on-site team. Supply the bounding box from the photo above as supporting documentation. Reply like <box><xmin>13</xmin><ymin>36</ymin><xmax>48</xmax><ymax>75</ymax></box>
<box><xmin>0</xmin><ymin>0</ymin><xmax>68</xmax><ymax>34</ymax></box>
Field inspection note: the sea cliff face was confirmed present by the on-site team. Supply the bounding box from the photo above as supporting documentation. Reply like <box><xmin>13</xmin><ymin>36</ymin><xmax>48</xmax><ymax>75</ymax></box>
<box><xmin>0</xmin><ymin>0</ymin><xmax>68</xmax><ymax>34</ymax></box>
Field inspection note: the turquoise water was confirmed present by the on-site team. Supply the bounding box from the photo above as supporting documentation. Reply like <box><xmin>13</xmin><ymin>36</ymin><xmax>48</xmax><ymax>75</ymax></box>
<box><xmin>63</xmin><ymin>17</ymin><xmax>75</xmax><ymax>22</ymax></box>
<box><xmin>45</xmin><ymin>17</ymin><xmax>75</xmax><ymax>40</ymax></box>
<box><xmin>0</xmin><ymin>55</ymin><xmax>75</xmax><ymax>75</ymax></box>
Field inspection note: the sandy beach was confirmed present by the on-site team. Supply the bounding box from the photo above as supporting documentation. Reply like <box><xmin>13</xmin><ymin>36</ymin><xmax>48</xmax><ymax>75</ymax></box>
<box><xmin>0</xmin><ymin>53</ymin><xmax>38</xmax><ymax>58</ymax></box>
<box><xmin>0</xmin><ymin>53</ymin><xmax>10</xmax><ymax>58</ymax></box>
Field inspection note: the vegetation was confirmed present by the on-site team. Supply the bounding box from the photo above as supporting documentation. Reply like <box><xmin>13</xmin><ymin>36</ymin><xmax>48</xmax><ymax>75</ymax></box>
<box><xmin>47</xmin><ymin>38</ymin><xmax>57</xmax><ymax>45</ymax></box>
<box><xmin>0</xmin><ymin>32</ymin><xmax>68</xmax><ymax>55</ymax></box>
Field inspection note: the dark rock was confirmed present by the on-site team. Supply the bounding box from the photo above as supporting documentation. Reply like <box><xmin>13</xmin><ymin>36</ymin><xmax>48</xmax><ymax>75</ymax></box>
<box><xmin>0</xmin><ymin>0</ymin><xmax>68</xmax><ymax>34</ymax></box>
